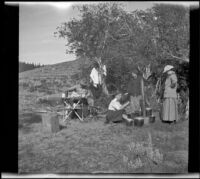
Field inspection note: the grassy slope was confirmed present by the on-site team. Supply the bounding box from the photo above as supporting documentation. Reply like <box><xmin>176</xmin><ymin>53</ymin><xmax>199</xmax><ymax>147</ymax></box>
<box><xmin>19</xmin><ymin>58</ymin><xmax>91</xmax><ymax>110</ymax></box>
<box><xmin>18</xmin><ymin>58</ymin><xmax>188</xmax><ymax>174</ymax></box>
<box><xmin>19</xmin><ymin>58</ymin><xmax>91</xmax><ymax>88</ymax></box>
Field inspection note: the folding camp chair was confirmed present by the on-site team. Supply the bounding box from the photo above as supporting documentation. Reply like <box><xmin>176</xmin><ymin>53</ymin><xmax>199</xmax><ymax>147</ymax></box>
<box><xmin>63</xmin><ymin>98</ymin><xmax>84</xmax><ymax>122</ymax></box>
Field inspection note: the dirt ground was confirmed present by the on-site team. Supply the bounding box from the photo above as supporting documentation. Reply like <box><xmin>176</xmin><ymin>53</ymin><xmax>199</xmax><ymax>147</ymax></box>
<box><xmin>18</xmin><ymin>90</ymin><xmax>188</xmax><ymax>174</ymax></box>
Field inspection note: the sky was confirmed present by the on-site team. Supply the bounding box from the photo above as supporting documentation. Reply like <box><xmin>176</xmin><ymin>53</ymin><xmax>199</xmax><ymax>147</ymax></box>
<box><xmin>5</xmin><ymin>1</ymin><xmax>199</xmax><ymax>65</ymax></box>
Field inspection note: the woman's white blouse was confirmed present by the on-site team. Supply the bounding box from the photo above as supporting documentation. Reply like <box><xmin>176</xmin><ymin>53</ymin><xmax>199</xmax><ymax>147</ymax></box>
<box><xmin>108</xmin><ymin>98</ymin><xmax>122</xmax><ymax>111</ymax></box>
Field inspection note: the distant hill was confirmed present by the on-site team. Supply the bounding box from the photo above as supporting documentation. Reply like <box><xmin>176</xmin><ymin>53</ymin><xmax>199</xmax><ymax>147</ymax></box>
<box><xmin>19</xmin><ymin>61</ymin><xmax>44</xmax><ymax>73</ymax></box>
<box><xmin>19</xmin><ymin>58</ymin><xmax>91</xmax><ymax>79</ymax></box>
<box><xmin>19</xmin><ymin>57</ymin><xmax>93</xmax><ymax>93</ymax></box>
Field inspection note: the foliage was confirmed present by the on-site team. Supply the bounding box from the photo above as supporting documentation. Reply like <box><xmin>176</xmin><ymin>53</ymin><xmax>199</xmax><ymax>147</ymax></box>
<box><xmin>55</xmin><ymin>2</ymin><xmax>189</xmax><ymax>102</ymax></box>
<box><xmin>152</xmin><ymin>4</ymin><xmax>189</xmax><ymax>61</ymax></box>
<box><xmin>123</xmin><ymin>133</ymin><xmax>163</xmax><ymax>171</ymax></box>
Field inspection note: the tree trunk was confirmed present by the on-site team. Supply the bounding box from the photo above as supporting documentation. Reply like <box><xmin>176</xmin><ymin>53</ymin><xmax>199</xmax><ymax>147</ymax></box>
<box><xmin>141</xmin><ymin>77</ymin><xmax>146</xmax><ymax>117</ymax></box>
<box><xmin>102</xmin><ymin>75</ymin><xmax>109</xmax><ymax>96</ymax></box>
<box><xmin>97</xmin><ymin>57</ymin><xmax>109</xmax><ymax>96</ymax></box>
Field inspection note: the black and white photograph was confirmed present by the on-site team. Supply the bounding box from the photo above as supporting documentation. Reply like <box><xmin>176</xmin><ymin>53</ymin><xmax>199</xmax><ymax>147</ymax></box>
<box><xmin>3</xmin><ymin>1</ymin><xmax>199</xmax><ymax>177</ymax></box>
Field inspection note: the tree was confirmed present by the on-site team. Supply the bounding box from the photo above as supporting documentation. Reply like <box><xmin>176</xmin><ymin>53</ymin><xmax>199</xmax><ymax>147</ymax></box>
<box><xmin>55</xmin><ymin>2</ymin><xmax>189</xmax><ymax>109</ymax></box>
<box><xmin>55</xmin><ymin>3</ymin><xmax>129</xmax><ymax>95</ymax></box>
<box><xmin>152</xmin><ymin>4</ymin><xmax>189</xmax><ymax>62</ymax></box>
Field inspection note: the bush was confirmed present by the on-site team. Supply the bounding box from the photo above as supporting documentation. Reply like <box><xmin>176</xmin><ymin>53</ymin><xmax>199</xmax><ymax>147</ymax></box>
<box><xmin>122</xmin><ymin>133</ymin><xmax>163</xmax><ymax>172</ymax></box>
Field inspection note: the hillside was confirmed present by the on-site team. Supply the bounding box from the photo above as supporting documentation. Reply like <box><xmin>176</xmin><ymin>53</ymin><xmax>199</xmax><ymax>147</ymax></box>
<box><xmin>19</xmin><ymin>61</ymin><xmax>44</xmax><ymax>73</ymax></box>
<box><xmin>19</xmin><ymin>58</ymin><xmax>91</xmax><ymax>79</ymax></box>
<box><xmin>19</xmin><ymin>57</ymin><xmax>92</xmax><ymax>94</ymax></box>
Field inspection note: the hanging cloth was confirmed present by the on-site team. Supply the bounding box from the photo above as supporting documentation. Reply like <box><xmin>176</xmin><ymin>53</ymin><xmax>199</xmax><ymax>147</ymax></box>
<box><xmin>90</xmin><ymin>67</ymin><xmax>101</xmax><ymax>87</ymax></box>
<box><xmin>102</xmin><ymin>65</ymin><xmax>107</xmax><ymax>76</ymax></box>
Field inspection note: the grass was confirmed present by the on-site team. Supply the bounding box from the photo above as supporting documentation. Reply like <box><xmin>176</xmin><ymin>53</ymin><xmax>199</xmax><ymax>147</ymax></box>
<box><xmin>18</xmin><ymin>59</ymin><xmax>188</xmax><ymax>174</ymax></box>
<box><xmin>18</xmin><ymin>105</ymin><xmax>188</xmax><ymax>174</ymax></box>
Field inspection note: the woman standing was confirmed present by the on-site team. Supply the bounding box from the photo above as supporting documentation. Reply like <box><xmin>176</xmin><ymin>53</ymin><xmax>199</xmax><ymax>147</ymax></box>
<box><xmin>162</xmin><ymin>65</ymin><xmax>179</xmax><ymax>123</ymax></box>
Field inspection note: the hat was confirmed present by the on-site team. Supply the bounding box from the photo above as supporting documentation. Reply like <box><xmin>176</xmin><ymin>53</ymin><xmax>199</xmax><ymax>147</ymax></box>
<box><xmin>131</xmin><ymin>72</ymin><xmax>137</xmax><ymax>77</ymax></box>
<box><xmin>163</xmin><ymin>65</ymin><xmax>174</xmax><ymax>73</ymax></box>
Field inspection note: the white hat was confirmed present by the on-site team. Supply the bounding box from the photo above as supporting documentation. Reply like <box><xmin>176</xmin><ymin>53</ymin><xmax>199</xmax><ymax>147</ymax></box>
<box><xmin>163</xmin><ymin>65</ymin><xmax>174</xmax><ymax>73</ymax></box>
<box><xmin>132</xmin><ymin>72</ymin><xmax>137</xmax><ymax>77</ymax></box>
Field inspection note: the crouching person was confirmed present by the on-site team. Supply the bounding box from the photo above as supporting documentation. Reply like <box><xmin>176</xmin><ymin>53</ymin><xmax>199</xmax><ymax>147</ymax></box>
<box><xmin>105</xmin><ymin>92</ymin><xmax>132</xmax><ymax>124</ymax></box>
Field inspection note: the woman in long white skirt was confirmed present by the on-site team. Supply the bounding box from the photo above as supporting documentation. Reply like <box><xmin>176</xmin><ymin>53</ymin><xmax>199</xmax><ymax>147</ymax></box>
<box><xmin>162</xmin><ymin>65</ymin><xmax>179</xmax><ymax>123</ymax></box>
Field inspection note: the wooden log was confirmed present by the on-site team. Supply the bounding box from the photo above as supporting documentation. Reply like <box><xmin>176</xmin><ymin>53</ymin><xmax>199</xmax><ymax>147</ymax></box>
<box><xmin>42</xmin><ymin>112</ymin><xmax>60</xmax><ymax>133</ymax></box>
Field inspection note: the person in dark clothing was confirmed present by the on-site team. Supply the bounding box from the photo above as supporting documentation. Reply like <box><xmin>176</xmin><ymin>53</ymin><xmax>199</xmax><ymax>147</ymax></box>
<box><xmin>127</xmin><ymin>72</ymin><xmax>142</xmax><ymax>97</ymax></box>
<box><xmin>127</xmin><ymin>72</ymin><xmax>143</xmax><ymax>114</ymax></box>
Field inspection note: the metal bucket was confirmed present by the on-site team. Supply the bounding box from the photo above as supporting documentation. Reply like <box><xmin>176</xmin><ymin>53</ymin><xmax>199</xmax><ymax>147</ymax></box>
<box><xmin>134</xmin><ymin>117</ymin><xmax>144</xmax><ymax>127</ymax></box>
<box><xmin>146</xmin><ymin>108</ymin><xmax>152</xmax><ymax>117</ymax></box>
<box><xmin>125</xmin><ymin>119</ymin><xmax>134</xmax><ymax>126</ymax></box>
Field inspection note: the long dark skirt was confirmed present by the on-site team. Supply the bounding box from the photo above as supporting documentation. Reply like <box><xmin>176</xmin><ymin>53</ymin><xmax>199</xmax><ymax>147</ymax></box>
<box><xmin>106</xmin><ymin>109</ymin><xmax>125</xmax><ymax>123</ymax></box>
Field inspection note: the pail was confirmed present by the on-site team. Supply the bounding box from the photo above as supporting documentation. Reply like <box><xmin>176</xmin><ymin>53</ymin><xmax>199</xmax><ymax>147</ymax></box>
<box><xmin>125</xmin><ymin>119</ymin><xmax>134</xmax><ymax>126</ymax></box>
<box><xmin>146</xmin><ymin>108</ymin><xmax>152</xmax><ymax>117</ymax></box>
<box><xmin>134</xmin><ymin>117</ymin><xmax>144</xmax><ymax>127</ymax></box>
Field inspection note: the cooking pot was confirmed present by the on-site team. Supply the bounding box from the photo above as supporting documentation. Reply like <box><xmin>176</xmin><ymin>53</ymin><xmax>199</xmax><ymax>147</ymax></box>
<box><xmin>134</xmin><ymin>117</ymin><xmax>144</xmax><ymax>127</ymax></box>
<box><xmin>146</xmin><ymin>108</ymin><xmax>152</xmax><ymax>117</ymax></box>
<box><xmin>125</xmin><ymin>119</ymin><xmax>134</xmax><ymax>126</ymax></box>
<box><xmin>149</xmin><ymin>115</ymin><xmax>155</xmax><ymax>123</ymax></box>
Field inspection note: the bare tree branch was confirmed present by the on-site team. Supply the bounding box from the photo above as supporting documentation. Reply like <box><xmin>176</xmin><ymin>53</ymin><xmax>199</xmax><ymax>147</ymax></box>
<box><xmin>166</xmin><ymin>51</ymin><xmax>189</xmax><ymax>62</ymax></box>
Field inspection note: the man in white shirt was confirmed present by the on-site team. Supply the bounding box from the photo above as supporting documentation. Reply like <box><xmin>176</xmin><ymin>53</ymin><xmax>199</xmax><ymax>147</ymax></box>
<box><xmin>90</xmin><ymin>63</ymin><xmax>101</xmax><ymax>87</ymax></box>
<box><xmin>105</xmin><ymin>92</ymin><xmax>132</xmax><ymax>124</ymax></box>
<box><xmin>90</xmin><ymin>62</ymin><xmax>107</xmax><ymax>88</ymax></box>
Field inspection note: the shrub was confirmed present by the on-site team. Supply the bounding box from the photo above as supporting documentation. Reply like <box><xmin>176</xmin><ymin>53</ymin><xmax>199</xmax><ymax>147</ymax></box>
<box><xmin>122</xmin><ymin>133</ymin><xmax>163</xmax><ymax>172</ymax></box>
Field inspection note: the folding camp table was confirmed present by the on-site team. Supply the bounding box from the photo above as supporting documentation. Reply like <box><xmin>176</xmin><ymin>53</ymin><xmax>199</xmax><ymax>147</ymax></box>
<box><xmin>62</xmin><ymin>97</ymin><xmax>85</xmax><ymax>122</ymax></box>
